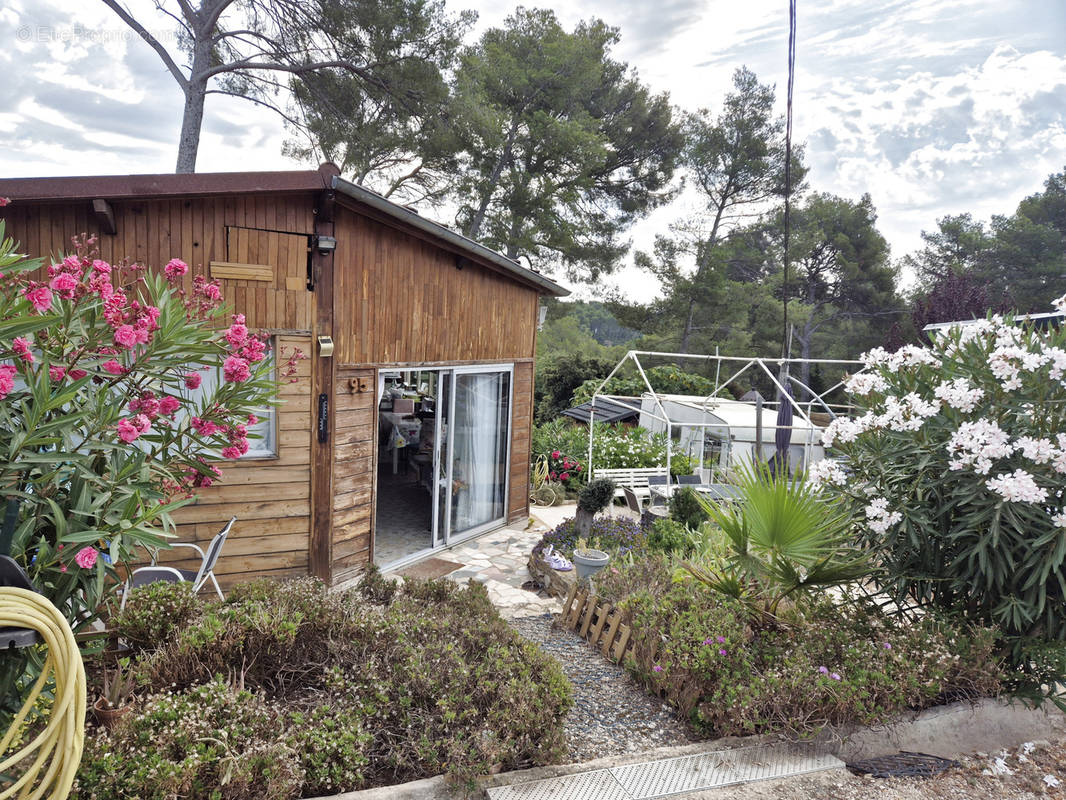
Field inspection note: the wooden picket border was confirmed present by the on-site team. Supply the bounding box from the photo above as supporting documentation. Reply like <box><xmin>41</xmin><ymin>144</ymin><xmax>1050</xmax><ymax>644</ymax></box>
<box><xmin>558</xmin><ymin>583</ymin><xmax>639</xmax><ymax>666</ymax></box>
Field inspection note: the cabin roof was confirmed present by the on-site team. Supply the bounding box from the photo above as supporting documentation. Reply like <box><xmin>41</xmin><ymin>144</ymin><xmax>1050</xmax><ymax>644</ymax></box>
<box><xmin>0</xmin><ymin>163</ymin><xmax>569</xmax><ymax>298</ymax></box>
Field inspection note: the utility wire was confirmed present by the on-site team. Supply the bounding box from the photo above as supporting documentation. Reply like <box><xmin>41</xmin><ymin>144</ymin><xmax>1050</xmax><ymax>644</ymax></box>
<box><xmin>782</xmin><ymin>0</ymin><xmax>797</xmax><ymax>359</ymax></box>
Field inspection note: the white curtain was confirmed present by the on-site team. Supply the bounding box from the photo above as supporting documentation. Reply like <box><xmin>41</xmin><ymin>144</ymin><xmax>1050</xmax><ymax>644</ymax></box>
<box><xmin>453</xmin><ymin>373</ymin><xmax>507</xmax><ymax>532</ymax></box>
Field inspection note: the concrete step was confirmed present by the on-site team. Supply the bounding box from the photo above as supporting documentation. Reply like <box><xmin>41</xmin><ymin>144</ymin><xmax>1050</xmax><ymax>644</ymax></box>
<box><xmin>486</xmin><ymin>741</ymin><xmax>845</xmax><ymax>800</ymax></box>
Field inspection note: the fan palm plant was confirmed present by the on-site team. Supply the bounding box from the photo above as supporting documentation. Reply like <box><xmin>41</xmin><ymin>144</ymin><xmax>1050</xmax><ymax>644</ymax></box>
<box><xmin>681</xmin><ymin>462</ymin><xmax>869</xmax><ymax>622</ymax></box>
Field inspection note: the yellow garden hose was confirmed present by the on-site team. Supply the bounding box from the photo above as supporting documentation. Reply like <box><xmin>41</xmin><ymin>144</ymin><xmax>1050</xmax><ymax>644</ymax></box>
<box><xmin>0</xmin><ymin>588</ymin><xmax>85</xmax><ymax>800</ymax></box>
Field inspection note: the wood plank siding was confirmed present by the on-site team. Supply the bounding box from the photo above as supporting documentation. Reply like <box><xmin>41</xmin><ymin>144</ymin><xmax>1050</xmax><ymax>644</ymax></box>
<box><xmin>0</xmin><ymin>183</ymin><xmax>545</xmax><ymax>587</ymax></box>
<box><xmin>1</xmin><ymin>195</ymin><xmax>319</xmax><ymax>588</ymax></box>
<box><xmin>332</xmin><ymin>368</ymin><xmax>377</xmax><ymax>586</ymax></box>
<box><xmin>331</xmin><ymin>205</ymin><xmax>540</xmax><ymax>366</ymax></box>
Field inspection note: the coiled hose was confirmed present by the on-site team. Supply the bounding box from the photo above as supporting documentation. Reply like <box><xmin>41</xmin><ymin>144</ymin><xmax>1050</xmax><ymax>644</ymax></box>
<box><xmin>0</xmin><ymin>587</ymin><xmax>85</xmax><ymax>800</ymax></box>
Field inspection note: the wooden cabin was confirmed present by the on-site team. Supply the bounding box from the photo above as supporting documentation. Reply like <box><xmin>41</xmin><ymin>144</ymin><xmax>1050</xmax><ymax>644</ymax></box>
<box><xmin>0</xmin><ymin>164</ymin><xmax>568</xmax><ymax>588</ymax></box>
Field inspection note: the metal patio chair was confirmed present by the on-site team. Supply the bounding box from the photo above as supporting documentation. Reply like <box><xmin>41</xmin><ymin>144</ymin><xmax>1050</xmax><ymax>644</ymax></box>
<box><xmin>121</xmin><ymin>516</ymin><xmax>235</xmax><ymax>607</ymax></box>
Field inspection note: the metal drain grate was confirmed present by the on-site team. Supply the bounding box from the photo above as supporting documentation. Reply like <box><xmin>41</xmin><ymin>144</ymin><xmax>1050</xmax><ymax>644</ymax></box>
<box><xmin>847</xmin><ymin>751</ymin><xmax>960</xmax><ymax>778</ymax></box>
<box><xmin>487</xmin><ymin>742</ymin><xmax>845</xmax><ymax>800</ymax></box>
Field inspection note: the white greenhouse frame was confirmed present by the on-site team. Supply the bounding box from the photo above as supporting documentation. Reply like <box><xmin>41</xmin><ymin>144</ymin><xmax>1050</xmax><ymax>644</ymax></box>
<box><xmin>586</xmin><ymin>351</ymin><xmax>866</xmax><ymax>492</ymax></box>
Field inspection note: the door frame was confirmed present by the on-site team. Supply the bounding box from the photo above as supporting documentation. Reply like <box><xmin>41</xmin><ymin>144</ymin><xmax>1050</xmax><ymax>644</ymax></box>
<box><xmin>374</xmin><ymin>362</ymin><xmax>515</xmax><ymax>568</ymax></box>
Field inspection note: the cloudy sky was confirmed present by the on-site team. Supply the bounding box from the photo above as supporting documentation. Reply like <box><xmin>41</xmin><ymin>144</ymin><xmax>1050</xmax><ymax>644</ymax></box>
<box><xmin>1</xmin><ymin>0</ymin><xmax>1064</xmax><ymax>298</ymax></box>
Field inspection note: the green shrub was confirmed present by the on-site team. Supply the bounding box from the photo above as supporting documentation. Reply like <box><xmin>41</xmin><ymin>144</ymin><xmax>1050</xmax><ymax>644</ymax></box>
<box><xmin>578</xmin><ymin>478</ymin><xmax>615</xmax><ymax>515</ymax></box>
<box><xmin>542</xmin><ymin>516</ymin><xmax>646</xmax><ymax>558</ymax></box>
<box><xmin>76</xmin><ymin>680</ymin><xmax>302</xmax><ymax>800</ymax></box>
<box><xmin>822</xmin><ymin>317</ymin><xmax>1066</xmax><ymax>695</ymax></box>
<box><xmin>83</xmin><ymin>576</ymin><xmax>572</xmax><ymax>794</ymax></box>
<box><xmin>357</xmin><ymin>563</ymin><xmax>400</xmax><ymax>605</ymax></box>
<box><xmin>286</xmin><ymin>702</ymin><xmax>372</xmax><ymax>796</ymax></box>
<box><xmin>668</xmin><ymin>488</ymin><xmax>708</xmax><ymax>530</ymax></box>
<box><xmin>685</xmin><ymin>463</ymin><xmax>868</xmax><ymax>618</ymax></box>
<box><xmin>143</xmin><ymin>577</ymin><xmax>373</xmax><ymax>697</ymax></box>
<box><xmin>647</xmin><ymin>518</ymin><xmax>693</xmax><ymax>556</ymax></box>
<box><xmin>112</xmin><ymin>581</ymin><xmax>200</xmax><ymax>651</ymax></box>
<box><xmin>609</xmin><ymin>559</ymin><xmax>1003</xmax><ymax>738</ymax></box>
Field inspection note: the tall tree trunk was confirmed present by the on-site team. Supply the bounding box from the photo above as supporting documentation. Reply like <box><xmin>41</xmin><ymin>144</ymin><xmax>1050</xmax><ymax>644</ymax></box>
<box><xmin>464</xmin><ymin>119</ymin><xmax>520</xmax><ymax>240</ymax></box>
<box><xmin>175</xmin><ymin>79</ymin><xmax>207</xmax><ymax>174</ymax></box>
<box><xmin>175</xmin><ymin>40</ymin><xmax>212</xmax><ymax>174</ymax></box>
<box><xmin>678</xmin><ymin>203</ymin><xmax>728</xmax><ymax>353</ymax></box>
<box><xmin>799</xmin><ymin>320</ymin><xmax>813</xmax><ymax>394</ymax></box>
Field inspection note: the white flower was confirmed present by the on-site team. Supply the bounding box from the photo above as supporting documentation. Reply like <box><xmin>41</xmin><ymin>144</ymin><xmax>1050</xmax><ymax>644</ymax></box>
<box><xmin>1045</xmin><ymin>774</ymin><xmax>1061</xmax><ymax>788</ymax></box>
<box><xmin>865</xmin><ymin>497</ymin><xmax>903</xmax><ymax>535</ymax></box>
<box><xmin>986</xmin><ymin>469</ymin><xmax>1048</xmax><ymax>503</ymax></box>
<box><xmin>844</xmin><ymin>372</ymin><xmax>888</xmax><ymax>396</ymax></box>
<box><xmin>947</xmin><ymin>420</ymin><xmax>1015</xmax><ymax>474</ymax></box>
<box><xmin>1021</xmin><ymin>741</ymin><xmax>1035</xmax><ymax>755</ymax></box>
<box><xmin>1053</xmin><ymin>293</ymin><xmax>1066</xmax><ymax>315</ymax></box>
<box><xmin>1052</xmin><ymin>510</ymin><xmax>1066</xmax><ymax>528</ymax></box>
<box><xmin>808</xmin><ymin>459</ymin><xmax>847</xmax><ymax>487</ymax></box>
<box><xmin>933</xmin><ymin>378</ymin><xmax>985</xmax><ymax>413</ymax></box>
<box><xmin>1015</xmin><ymin>436</ymin><xmax>1056</xmax><ymax>465</ymax></box>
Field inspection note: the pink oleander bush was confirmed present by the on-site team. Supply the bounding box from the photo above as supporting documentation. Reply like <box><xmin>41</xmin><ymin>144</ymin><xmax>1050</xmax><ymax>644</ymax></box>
<box><xmin>0</xmin><ymin>220</ymin><xmax>296</xmax><ymax>635</ymax></box>
<box><xmin>814</xmin><ymin>302</ymin><xmax>1066</xmax><ymax>697</ymax></box>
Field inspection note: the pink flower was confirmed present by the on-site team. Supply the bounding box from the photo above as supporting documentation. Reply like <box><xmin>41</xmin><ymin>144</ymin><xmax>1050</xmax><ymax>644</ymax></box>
<box><xmin>560</xmin><ymin>471</ymin><xmax>570</xmax><ymax>481</ymax></box>
<box><xmin>719</xmin><ymin>648</ymin><xmax>728</xmax><ymax>656</ymax></box>
<box><xmin>68</xmin><ymin>368</ymin><xmax>87</xmax><ymax>380</ymax></box>
<box><xmin>0</xmin><ymin>198</ymin><xmax>8</xmax><ymax>207</ymax></box>
<box><xmin>101</xmin><ymin>359</ymin><xmax>124</xmax><ymax>375</ymax></box>
<box><xmin>113</xmin><ymin>325</ymin><xmax>137</xmax><ymax>349</ymax></box>
<box><xmin>652</xmin><ymin>665</ymin><xmax>663</xmax><ymax>673</ymax></box>
<box><xmin>716</xmin><ymin>636</ymin><xmax>726</xmax><ymax>644</ymax></box>
<box><xmin>225</xmin><ymin>323</ymin><xmax>248</xmax><ymax>348</ymax></box>
<box><xmin>23</xmin><ymin>286</ymin><xmax>53</xmax><ymax>314</ymax></box>
<box><xmin>221</xmin><ymin>446</ymin><xmax>242</xmax><ymax>459</ymax></box>
<box><xmin>49</xmin><ymin>366</ymin><xmax>66</xmax><ymax>382</ymax></box>
<box><xmin>549</xmin><ymin>471</ymin><xmax>558</xmax><ymax>480</ymax></box>
<box><xmin>0</xmin><ymin>365</ymin><xmax>16</xmax><ymax>400</ymax></box>
<box><xmin>183</xmin><ymin>371</ymin><xmax>202</xmax><ymax>390</ymax></box>
<box><xmin>60</xmin><ymin>565</ymin><xmax>67</xmax><ymax>573</ymax></box>
<box><xmin>91</xmin><ymin>259</ymin><xmax>111</xmax><ymax>275</ymax></box>
<box><xmin>247</xmin><ymin>413</ymin><xmax>259</xmax><ymax>425</ymax></box>
<box><xmin>74</xmin><ymin>547</ymin><xmax>98</xmax><ymax>569</ymax></box>
<box><xmin>551</xmin><ymin>450</ymin><xmax>561</xmax><ymax>459</ymax></box>
<box><xmin>133</xmin><ymin>414</ymin><xmax>151</xmax><ymax>432</ymax></box>
<box><xmin>223</xmin><ymin>355</ymin><xmax>250</xmax><ymax>383</ymax></box>
<box><xmin>49</xmin><ymin>272</ymin><xmax>78</xmax><ymax>299</ymax></box>
<box><xmin>116</xmin><ymin>418</ymin><xmax>140</xmax><ymax>443</ymax></box>
<box><xmin>191</xmin><ymin>417</ymin><xmax>219</xmax><ymax>437</ymax></box>
<box><xmin>202</xmin><ymin>282</ymin><xmax>221</xmax><ymax>301</ymax></box>
<box><xmin>158</xmin><ymin>396</ymin><xmax>180</xmax><ymax>416</ymax></box>
<box><xmin>12</xmin><ymin>337</ymin><xmax>33</xmax><ymax>363</ymax></box>
<box><xmin>164</xmin><ymin>258</ymin><xmax>188</xmax><ymax>279</ymax></box>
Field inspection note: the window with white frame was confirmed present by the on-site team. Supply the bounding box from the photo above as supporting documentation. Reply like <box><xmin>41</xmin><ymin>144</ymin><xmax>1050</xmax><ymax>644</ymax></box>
<box><xmin>180</xmin><ymin>339</ymin><xmax>278</xmax><ymax>459</ymax></box>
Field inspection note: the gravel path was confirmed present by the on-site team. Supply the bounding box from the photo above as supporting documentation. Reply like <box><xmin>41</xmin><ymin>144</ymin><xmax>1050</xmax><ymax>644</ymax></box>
<box><xmin>509</xmin><ymin>613</ymin><xmax>696</xmax><ymax>762</ymax></box>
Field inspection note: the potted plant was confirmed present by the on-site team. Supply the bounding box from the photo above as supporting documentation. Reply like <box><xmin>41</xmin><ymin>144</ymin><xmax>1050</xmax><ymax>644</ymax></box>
<box><xmin>93</xmin><ymin>656</ymin><xmax>134</xmax><ymax>728</ymax></box>
<box><xmin>572</xmin><ymin>537</ymin><xmax>610</xmax><ymax>580</ymax></box>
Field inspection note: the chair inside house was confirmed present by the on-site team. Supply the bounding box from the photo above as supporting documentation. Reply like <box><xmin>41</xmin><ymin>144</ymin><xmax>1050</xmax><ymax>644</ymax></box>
<box><xmin>122</xmin><ymin>516</ymin><xmax>235</xmax><ymax>607</ymax></box>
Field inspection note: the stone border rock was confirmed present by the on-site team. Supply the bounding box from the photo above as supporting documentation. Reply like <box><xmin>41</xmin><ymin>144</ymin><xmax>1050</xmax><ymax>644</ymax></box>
<box><xmin>526</xmin><ymin>544</ymin><xmax>575</xmax><ymax>599</ymax></box>
<box><xmin>307</xmin><ymin>696</ymin><xmax>1066</xmax><ymax>800</ymax></box>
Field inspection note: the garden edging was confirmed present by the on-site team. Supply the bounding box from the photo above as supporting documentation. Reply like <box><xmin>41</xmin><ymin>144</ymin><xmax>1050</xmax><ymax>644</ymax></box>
<box><xmin>306</xmin><ymin>696</ymin><xmax>1066</xmax><ymax>800</ymax></box>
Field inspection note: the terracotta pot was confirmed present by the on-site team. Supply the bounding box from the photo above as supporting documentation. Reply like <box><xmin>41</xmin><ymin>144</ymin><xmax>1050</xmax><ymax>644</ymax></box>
<box><xmin>92</xmin><ymin>696</ymin><xmax>132</xmax><ymax>729</ymax></box>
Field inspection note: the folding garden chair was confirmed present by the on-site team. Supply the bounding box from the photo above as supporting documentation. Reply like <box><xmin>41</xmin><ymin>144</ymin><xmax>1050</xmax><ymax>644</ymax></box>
<box><xmin>121</xmin><ymin>516</ymin><xmax>235</xmax><ymax>608</ymax></box>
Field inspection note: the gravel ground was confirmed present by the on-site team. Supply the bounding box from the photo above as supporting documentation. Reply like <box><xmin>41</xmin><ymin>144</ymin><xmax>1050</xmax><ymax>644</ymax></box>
<box><xmin>508</xmin><ymin>613</ymin><xmax>696</xmax><ymax>762</ymax></box>
<box><xmin>694</xmin><ymin>739</ymin><xmax>1066</xmax><ymax>799</ymax></box>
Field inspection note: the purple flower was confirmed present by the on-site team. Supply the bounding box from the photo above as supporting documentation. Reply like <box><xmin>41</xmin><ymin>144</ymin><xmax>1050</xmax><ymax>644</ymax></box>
<box><xmin>652</xmin><ymin>664</ymin><xmax>663</xmax><ymax>673</ymax></box>
<box><xmin>883</xmin><ymin>642</ymin><xmax>892</xmax><ymax>650</ymax></box>
<box><xmin>719</xmin><ymin>649</ymin><xmax>728</xmax><ymax>656</ymax></box>
<box><xmin>817</xmin><ymin>666</ymin><xmax>829</xmax><ymax>675</ymax></box>
<box><xmin>703</xmin><ymin>638</ymin><xmax>714</xmax><ymax>646</ymax></box>
<box><xmin>716</xmin><ymin>636</ymin><xmax>726</xmax><ymax>644</ymax></box>
<box><xmin>830</xmin><ymin>672</ymin><xmax>842</xmax><ymax>681</ymax></box>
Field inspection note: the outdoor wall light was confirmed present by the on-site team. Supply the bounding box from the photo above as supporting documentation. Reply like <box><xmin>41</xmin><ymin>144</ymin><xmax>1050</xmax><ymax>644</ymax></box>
<box><xmin>315</xmin><ymin>235</ymin><xmax>337</xmax><ymax>255</ymax></box>
<box><xmin>317</xmin><ymin>335</ymin><xmax>334</xmax><ymax>357</ymax></box>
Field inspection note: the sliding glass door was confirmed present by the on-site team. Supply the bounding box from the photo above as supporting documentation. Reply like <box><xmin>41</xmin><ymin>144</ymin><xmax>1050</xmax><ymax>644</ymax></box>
<box><xmin>375</xmin><ymin>363</ymin><xmax>513</xmax><ymax>566</ymax></box>
<box><xmin>448</xmin><ymin>369</ymin><xmax>511</xmax><ymax>536</ymax></box>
